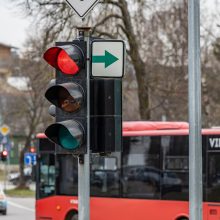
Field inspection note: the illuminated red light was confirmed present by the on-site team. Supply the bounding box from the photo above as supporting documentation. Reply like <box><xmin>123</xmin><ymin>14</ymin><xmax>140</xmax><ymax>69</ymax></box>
<box><xmin>57</xmin><ymin>50</ymin><xmax>79</xmax><ymax>75</ymax></box>
<box><xmin>30</xmin><ymin>147</ymin><xmax>35</xmax><ymax>153</ymax></box>
<box><xmin>2</xmin><ymin>150</ymin><xmax>7</xmax><ymax>157</ymax></box>
<box><xmin>43</xmin><ymin>47</ymin><xmax>79</xmax><ymax>75</ymax></box>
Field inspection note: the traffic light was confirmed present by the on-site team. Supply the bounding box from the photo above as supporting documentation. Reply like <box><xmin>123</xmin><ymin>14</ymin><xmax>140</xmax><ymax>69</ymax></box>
<box><xmin>29</xmin><ymin>146</ymin><xmax>36</xmax><ymax>153</ymax></box>
<box><xmin>90</xmin><ymin>78</ymin><xmax>122</xmax><ymax>153</ymax></box>
<box><xmin>1</xmin><ymin>150</ymin><xmax>8</xmax><ymax>162</ymax></box>
<box><xmin>43</xmin><ymin>40</ymin><xmax>87</xmax><ymax>155</ymax></box>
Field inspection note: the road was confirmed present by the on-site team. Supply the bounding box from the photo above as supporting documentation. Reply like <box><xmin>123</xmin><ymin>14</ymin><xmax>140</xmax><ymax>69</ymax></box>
<box><xmin>1</xmin><ymin>197</ymin><xmax>35</xmax><ymax>220</ymax></box>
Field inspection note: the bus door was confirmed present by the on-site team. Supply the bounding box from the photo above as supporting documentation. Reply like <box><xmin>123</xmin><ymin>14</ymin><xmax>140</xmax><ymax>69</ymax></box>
<box><xmin>207</xmin><ymin>136</ymin><xmax>220</xmax><ymax>220</ymax></box>
<box><xmin>36</xmin><ymin>138</ymin><xmax>56</xmax><ymax>200</ymax></box>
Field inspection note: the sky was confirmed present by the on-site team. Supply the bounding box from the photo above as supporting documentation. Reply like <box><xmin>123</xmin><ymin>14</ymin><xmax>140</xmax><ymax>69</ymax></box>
<box><xmin>0</xmin><ymin>1</ymin><xmax>30</xmax><ymax>48</ymax></box>
<box><xmin>0</xmin><ymin>1</ymin><xmax>219</xmax><ymax>49</ymax></box>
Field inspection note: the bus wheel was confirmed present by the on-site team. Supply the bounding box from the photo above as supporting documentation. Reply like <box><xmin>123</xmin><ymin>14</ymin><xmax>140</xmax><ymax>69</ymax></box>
<box><xmin>177</xmin><ymin>217</ymin><xmax>188</xmax><ymax>220</ymax></box>
<box><xmin>65</xmin><ymin>210</ymin><xmax>78</xmax><ymax>220</ymax></box>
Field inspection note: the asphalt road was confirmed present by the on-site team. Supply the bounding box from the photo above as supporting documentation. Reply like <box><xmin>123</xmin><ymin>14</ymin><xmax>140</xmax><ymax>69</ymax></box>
<box><xmin>0</xmin><ymin>197</ymin><xmax>35</xmax><ymax>220</ymax></box>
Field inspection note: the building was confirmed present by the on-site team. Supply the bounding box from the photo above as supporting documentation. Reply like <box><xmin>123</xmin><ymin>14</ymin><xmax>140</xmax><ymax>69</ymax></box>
<box><xmin>0</xmin><ymin>43</ymin><xmax>23</xmax><ymax>164</ymax></box>
<box><xmin>0</xmin><ymin>43</ymin><xmax>18</xmax><ymax>79</ymax></box>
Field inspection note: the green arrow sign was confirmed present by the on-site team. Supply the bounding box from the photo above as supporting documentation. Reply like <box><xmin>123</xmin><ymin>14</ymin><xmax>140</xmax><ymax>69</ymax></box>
<box><xmin>92</xmin><ymin>50</ymin><xmax>119</xmax><ymax>68</ymax></box>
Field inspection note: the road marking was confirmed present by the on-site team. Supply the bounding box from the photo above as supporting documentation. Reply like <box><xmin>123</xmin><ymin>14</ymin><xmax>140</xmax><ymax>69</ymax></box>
<box><xmin>8</xmin><ymin>201</ymin><xmax>35</xmax><ymax>212</ymax></box>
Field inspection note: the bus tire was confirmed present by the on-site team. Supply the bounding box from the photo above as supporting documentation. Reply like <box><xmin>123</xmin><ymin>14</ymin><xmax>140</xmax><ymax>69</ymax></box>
<box><xmin>65</xmin><ymin>210</ymin><xmax>78</xmax><ymax>220</ymax></box>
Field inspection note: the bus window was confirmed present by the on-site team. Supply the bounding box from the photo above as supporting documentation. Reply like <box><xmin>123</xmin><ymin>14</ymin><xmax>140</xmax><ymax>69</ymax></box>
<box><xmin>91</xmin><ymin>153</ymin><xmax>120</xmax><ymax>197</ymax></box>
<box><xmin>161</xmin><ymin>136</ymin><xmax>189</xmax><ymax>201</ymax></box>
<box><xmin>39</xmin><ymin>154</ymin><xmax>55</xmax><ymax>198</ymax></box>
<box><xmin>122</xmin><ymin>136</ymin><xmax>161</xmax><ymax>199</ymax></box>
<box><xmin>56</xmin><ymin>155</ymin><xmax>78</xmax><ymax>196</ymax></box>
<box><xmin>207</xmin><ymin>153</ymin><xmax>220</xmax><ymax>202</ymax></box>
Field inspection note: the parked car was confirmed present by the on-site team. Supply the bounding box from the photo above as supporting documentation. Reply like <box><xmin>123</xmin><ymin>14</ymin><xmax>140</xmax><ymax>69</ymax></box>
<box><xmin>0</xmin><ymin>188</ymin><xmax>7</xmax><ymax>215</ymax></box>
<box><xmin>8</xmin><ymin>167</ymin><xmax>33</xmax><ymax>185</ymax></box>
<box><xmin>123</xmin><ymin>165</ymin><xmax>182</xmax><ymax>193</ymax></box>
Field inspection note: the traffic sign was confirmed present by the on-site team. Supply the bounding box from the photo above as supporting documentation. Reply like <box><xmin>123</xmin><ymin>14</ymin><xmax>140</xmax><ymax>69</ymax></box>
<box><xmin>65</xmin><ymin>0</ymin><xmax>100</xmax><ymax>18</ymax></box>
<box><xmin>24</xmin><ymin>153</ymin><xmax>36</xmax><ymax>166</ymax></box>
<box><xmin>0</xmin><ymin>125</ymin><xmax>10</xmax><ymax>136</ymax></box>
<box><xmin>91</xmin><ymin>40</ymin><xmax>125</xmax><ymax>78</ymax></box>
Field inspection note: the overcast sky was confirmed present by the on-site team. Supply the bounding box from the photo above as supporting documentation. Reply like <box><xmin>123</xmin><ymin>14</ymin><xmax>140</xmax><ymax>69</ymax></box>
<box><xmin>0</xmin><ymin>1</ymin><xmax>29</xmax><ymax>48</ymax></box>
<box><xmin>0</xmin><ymin>1</ymin><xmax>219</xmax><ymax>49</ymax></box>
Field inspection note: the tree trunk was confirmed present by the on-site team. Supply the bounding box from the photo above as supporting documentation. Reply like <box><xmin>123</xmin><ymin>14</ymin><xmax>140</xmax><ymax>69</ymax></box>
<box><xmin>119</xmin><ymin>0</ymin><xmax>150</xmax><ymax>119</ymax></box>
<box><xmin>17</xmin><ymin>135</ymin><xmax>32</xmax><ymax>189</ymax></box>
<box><xmin>18</xmin><ymin>148</ymin><xmax>27</xmax><ymax>189</ymax></box>
<box><xmin>136</xmin><ymin>72</ymin><xmax>151</xmax><ymax>119</ymax></box>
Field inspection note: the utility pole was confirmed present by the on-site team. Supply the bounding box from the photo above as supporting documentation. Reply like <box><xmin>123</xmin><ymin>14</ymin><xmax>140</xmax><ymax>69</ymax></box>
<box><xmin>188</xmin><ymin>0</ymin><xmax>203</xmax><ymax>219</ymax></box>
<box><xmin>78</xmin><ymin>27</ymin><xmax>91</xmax><ymax>220</ymax></box>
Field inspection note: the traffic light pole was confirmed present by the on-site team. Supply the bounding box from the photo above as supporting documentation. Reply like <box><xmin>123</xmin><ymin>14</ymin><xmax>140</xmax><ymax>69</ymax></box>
<box><xmin>188</xmin><ymin>0</ymin><xmax>202</xmax><ymax>219</ymax></box>
<box><xmin>78</xmin><ymin>28</ymin><xmax>91</xmax><ymax>220</ymax></box>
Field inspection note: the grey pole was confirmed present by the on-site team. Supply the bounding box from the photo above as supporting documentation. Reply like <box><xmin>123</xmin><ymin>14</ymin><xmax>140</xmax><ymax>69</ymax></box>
<box><xmin>78</xmin><ymin>28</ymin><xmax>91</xmax><ymax>220</ymax></box>
<box><xmin>188</xmin><ymin>0</ymin><xmax>203</xmax><ymax>219</ymax></box>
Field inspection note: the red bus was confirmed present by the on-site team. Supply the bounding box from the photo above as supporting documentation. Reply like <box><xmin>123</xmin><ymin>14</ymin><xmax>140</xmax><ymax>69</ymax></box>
<box><xmin>36</xmin><ymin>121</ymin><xmax>220</xmax><ymax>220</ymax></box>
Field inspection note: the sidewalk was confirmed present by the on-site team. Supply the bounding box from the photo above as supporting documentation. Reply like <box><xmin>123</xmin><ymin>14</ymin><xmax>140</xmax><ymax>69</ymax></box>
<box><xmin>0</xmin><ymin>181</ymin><xmax>36</xmax><ymax>191</ymax></box>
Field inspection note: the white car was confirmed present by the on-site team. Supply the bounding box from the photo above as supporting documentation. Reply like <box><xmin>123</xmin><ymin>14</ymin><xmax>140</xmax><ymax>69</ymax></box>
<box><xmin>8</xmin><ymin>167</ymin><xmax>32</xmax><ymax>185</ymax></box>
<box><xmin>0</xmin><ymin>188</ymin><xmax>7</xmax><ymax>215</ymax></box>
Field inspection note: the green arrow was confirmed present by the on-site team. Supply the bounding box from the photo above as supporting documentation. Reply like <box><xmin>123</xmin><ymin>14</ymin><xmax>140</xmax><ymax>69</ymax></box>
<box><xmin>92</xmin><ymin>50</ymin><xmax>119</xmax><ymax>68</ymax></box>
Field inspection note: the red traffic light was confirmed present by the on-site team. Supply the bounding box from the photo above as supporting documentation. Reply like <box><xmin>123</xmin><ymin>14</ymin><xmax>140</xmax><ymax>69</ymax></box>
<box><xmin>30</xmin><ymin>147</ymin><xmax>36</xmax><ymax>153</ymax></box>
<box><xmin>1</xmin><ymin>150</ymin><xmax>8</xmax><ymax>161</ymax></box>
<box><xmin>43</xmin><ymin>45</ymin><xmax>84</xmax><ymax>75</ymax></box>
<box><xmin>2</xmin><ymin>150</ymin><xmax>7</xmax><ymax>157</ymax></box>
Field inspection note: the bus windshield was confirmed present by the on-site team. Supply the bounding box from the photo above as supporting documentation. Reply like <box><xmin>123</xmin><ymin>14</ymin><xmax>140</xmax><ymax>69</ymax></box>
<box><xmin>39</xmin><ymin>153</ymin><xmax>55</xmax><ymax>198</ymax></box>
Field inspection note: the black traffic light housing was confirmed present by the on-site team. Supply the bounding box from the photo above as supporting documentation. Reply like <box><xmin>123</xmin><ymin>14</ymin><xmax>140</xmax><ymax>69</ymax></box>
<box><xmin>44</xmin><ymin>39</ymin><xmax>87</xmax><ymax>155</ymax></box>
<box><xmin>43</xmin><ymin>37</ymin><xmax>123</xmax><ymax>155</ymax></box>
<box><xmin>90</xmin><ymin>78</ymin><xmax>122</xmax><ymax>153</ymax></box>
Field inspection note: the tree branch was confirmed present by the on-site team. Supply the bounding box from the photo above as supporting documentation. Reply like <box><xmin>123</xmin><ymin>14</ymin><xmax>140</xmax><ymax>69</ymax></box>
<box><xmin>92</xmin><ymin>14</ymin><xmax>123</xmax><ymax>35</ymax></box>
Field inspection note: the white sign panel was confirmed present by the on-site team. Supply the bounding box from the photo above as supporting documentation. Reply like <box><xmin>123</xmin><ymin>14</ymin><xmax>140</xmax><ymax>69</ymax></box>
<box><xmin>91</xmin><ymin>40</ymin><xmax>125</xmax><ymax>78</ymax></box>
<box><xmin>65</xmin><ymin>0</ymin><xmax>100</xmax><ymax>18</ymax></box>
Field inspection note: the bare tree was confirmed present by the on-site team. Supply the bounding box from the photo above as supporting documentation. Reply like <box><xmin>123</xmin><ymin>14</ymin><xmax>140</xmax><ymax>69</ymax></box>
<box><xmin>12</xmin><ymin>0</ymin><xmax>220</xmax><ymax>126</ymax></box>
<box><xmin>214</xmin><ymin>37</ymin><xmax>220</xmax><ymax>60</ymax></box>
<box><xmin>8</xmin><ymin>36</ymin><xmax>52</xmax><ymax>188</ymax></box>
<box><xmin>13</xmin><ymin>0</ymin><xmax>154</xmax><ymax>119</ymax></box>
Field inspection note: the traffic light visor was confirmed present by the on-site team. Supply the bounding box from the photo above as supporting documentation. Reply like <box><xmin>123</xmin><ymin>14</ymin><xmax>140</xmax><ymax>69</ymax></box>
<box><xmin>45</xmin><ymin>83</ymin><xmax>84</xmax><ymax>113</ymax></box>
<box><xmin>45</xmin><ymin>120</ymin><xmax>84</xmax><ymax>150</ymax></box>
<box><xmin>43</xmin><ymin>46</ymin><xmax>80</xmax><ymax>75</ymax></box>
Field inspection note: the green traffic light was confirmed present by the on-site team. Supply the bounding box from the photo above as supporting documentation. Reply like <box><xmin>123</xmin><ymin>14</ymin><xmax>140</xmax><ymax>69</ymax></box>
<box><xmin>58</xmin><ymin>126</ymin><xmax>79</xmax><ymax>150</ymax></box>
<box><xmin>45</xmin><ymin>120</ymin><xmax>84</xmax><ymax>153</ymax></box>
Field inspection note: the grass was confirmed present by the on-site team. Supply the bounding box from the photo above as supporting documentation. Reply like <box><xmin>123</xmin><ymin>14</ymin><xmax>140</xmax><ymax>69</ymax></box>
<box><xmin>5</xmin><ymin>188</ymin><xmax>35</xmax><ymax>197</ymax></box>
<box><xmin>0</xmin><ymin>169</ymin><xmax>5</xmax><ymax>181</ymax></box>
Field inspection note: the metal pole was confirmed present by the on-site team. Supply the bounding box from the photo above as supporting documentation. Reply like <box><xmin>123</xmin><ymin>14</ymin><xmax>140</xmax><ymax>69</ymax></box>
<box><xmin>4</xmin><ymin>162</ymin><xmax>7</xmax><ymax>191</ymax></box>
<box><xmin>188</xmin><ymin>0</ymin><xmax>203</xmax><ymax>219</ymax></box>
<box><xmin>78</xmin><ymin>27</ymin><xmax>91</xmax><ymax>220</ymax></box>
